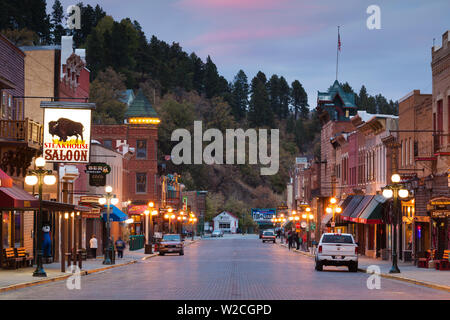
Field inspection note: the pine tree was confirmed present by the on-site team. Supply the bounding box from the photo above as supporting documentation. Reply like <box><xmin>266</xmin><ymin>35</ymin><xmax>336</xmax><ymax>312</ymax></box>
<box><xmin>51</xmin><ymin>0</ymin><xmax>65</xmax><ymax>44</ymax></box>
<box><xmin>278</xmin><ymin>76</ymin><xmax>290</xmax><ymax>119</ymax></box>
<box><xmin>204</xmin><ymin>56</ymin><xmax>221</xmax><ymax>99</ymax></box>
<box><xmin>358</xmin><ymin>85</ymin><xmax>369</xmax><ymax>111</ymax></box>
<box><xmin>268</xmin><ymin>75</ymin><xmax>280</xmax><ymax>118</ymax></box>
<box><xmin>190</xmin><ymin>53</ymin><xmax>205</xmax><ymax>94</ymax></box>
<box><xmin>249</xmin><ymin>73</ymin><xmax>273</xmax><ymax>127</ymax></box>
<box><xmin>231</xmin><ymin>70</ymin><xmax>249</xmax><ymax>120</ymax></box>
<box><xmin>291</xmin><ymin>80</ymin><xmax>308</xmax><ymax>120</ymax></box>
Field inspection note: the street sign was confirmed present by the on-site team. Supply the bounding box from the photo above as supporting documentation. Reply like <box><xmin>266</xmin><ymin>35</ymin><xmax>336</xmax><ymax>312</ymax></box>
<box><xmin>331</xmin><ymin>222</ymin><xmax>335</xmax><ymax>228</ymax></box>
<box><xmin>301</xmin><ymin>221</ymin><xmax>307</xmax><ymax>229</ymax></box>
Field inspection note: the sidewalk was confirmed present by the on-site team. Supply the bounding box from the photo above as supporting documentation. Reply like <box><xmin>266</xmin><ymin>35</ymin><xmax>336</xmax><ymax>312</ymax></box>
<box><xmin>0</xmin><ymin>237</ymin><xmax>200</xmax><ymax>293</ymax></box>
<box><xmin>277</xmin><ymin>240</ymin><xmax>450</xmax><ymax>292</ymax></box>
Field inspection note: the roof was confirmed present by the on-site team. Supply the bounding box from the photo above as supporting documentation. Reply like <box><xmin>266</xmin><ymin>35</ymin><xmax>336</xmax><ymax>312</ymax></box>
<box><xmin>213</xmin><ymin>211</ymin><xmax>238</xmax><ymax>220</ymax></box>
<box><xmin>124</xmin><ymin>89</ymin><xmax>158</xmax><ymax>118</ymax></box>
<box><xmin>119</xmin><ymin>89</ymin><xmax>135</xmax><ymax>105</ymax></box>
<box><xmin>317</xmin><ymin>80</ymin><xmax>357</xmax><ymax>108</ymax></box>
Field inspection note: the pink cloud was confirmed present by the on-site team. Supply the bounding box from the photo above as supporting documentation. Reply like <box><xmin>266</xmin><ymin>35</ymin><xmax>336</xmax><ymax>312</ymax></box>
<box><xmin>175</xmin><ymin>0</ymin><xmax>292</xmax><ymax>11</ymax></box>
<box><xmin>188</xmin><ymin>25</ymin><xmax>309</xmax><ymax>46</ymax></box>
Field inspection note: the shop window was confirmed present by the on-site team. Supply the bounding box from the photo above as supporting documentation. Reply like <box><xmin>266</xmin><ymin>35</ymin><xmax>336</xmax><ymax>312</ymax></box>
<box><xmin>14</xmin><ymin>212</ymin><xmax>22</xmax><ymax>248</ymax></box>
<box><xmin>103</xmin><ymin>140</ymin><xmax>112</xmax><ymax>149</ymax></box>
<box><xmin>1</xmin><ymin>92</ymin><xmax>6</xmax><ymax>119</ymax></box>
<box><xmin>136</xmin><ymin>140</ymin><xmax>147</xmax><ymax>159</ymax></box>
<box><xmin>219</xmin><ymin>223</ymin><xmax>230</xmax><ymax>229</ymax></box>
<box><xmin>136</xmin><ymin>173</ymin><xmax>147</xmax><ymax>193</ymax></box>
<box><xmin>2</xmin><ymin>212</ymin><xmax>10</xmax><ymax>248</ymax></box>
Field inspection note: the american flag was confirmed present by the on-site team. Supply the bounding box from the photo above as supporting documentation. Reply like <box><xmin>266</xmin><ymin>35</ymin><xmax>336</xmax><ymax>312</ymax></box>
<box><xmin>338</xmin><ymin>28</ymin><xmax>341</xmax><ymax>51</ymax></box>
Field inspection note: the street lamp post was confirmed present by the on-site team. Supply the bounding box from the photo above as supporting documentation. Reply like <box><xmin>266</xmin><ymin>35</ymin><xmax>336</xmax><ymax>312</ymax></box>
<box><xmin>25</xmin><ymin>157</ymin><xmax>56</xmax><ymax>277</ymax></box>
<box><xmin>144</xmin><ymin>202</ymin><xmax>157</xmax><ymax>254</ymax></box>
<box><xmin>326</xmin><ymin>197</ymin><xmax>342</xmax><ymax>232</ymax></box>
<box><xmin>382</xmin><ymin>173</ymin><xmax>410</xmax><ymax>274</ymax></box>
<box><xmin>302</xmin><ymin>207</ymin><xmax>314</xmax><ymax>249</ymax></box>
<box><xmin>189</xmin><ymin>213</ymin><xmax>197</xmax><ymax>241</ymax></box>
<box><xmin>98</xmin><ymin>186</ymin><xmax>119</xmax><ymax>265</ymax></box>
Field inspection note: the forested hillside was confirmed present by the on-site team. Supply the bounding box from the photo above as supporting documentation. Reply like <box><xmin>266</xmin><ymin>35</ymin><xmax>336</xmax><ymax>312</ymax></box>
<box><xmin>0</xmin><ymin>1</ymin><xmax>398</xmax><ymax>227</ymax></box>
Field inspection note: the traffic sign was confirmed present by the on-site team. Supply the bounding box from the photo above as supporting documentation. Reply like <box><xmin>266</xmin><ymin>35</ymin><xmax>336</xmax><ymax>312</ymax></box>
<box><xmin>295</xmin><ymin>222</ymin><xmax>300</xmax><ymax>229</ymax></box>
<box><xmin>301</xmin><ymin>221</ymin><xmax>307</xmax><ymax>229</ymax></box>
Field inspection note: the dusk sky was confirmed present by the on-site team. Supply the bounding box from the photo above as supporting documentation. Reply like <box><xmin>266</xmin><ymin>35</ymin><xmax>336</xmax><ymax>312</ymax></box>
<box><xmin>49</xmin><ymin>0</ymin><xmax>449</xmax><ymax>107</ymax></box>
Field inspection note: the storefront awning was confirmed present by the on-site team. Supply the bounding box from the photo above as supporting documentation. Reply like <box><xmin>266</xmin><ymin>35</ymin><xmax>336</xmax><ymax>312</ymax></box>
<box><xmin>102</xmin><ymin>205</ymin><xmax>128</xmax><ymax>222</ymax></box>
<box><xmin>0</xmin><ymin>185</ymin><xmax>39</xmax><ymax>209</ymax></box>
<box><xmin>357</xmin><ymin>195</ymin><xmax>386</xmax><ymax>224</ymax></box>
<box><xmin>321</xmin><ymin>212</ymin><xmax>333</xmax><ymax>225</ymax></box>
<box><xmin>341</xmin><ymin>195</ymin><xmax>363</xmax><ymax>220</ymax></box>
<box><xmin>0</xmin><ymin>169</ymin><xmax>13</xmax><ymax>188</ymax></box>
<box><xmin>348</xmin><ymin>195</ymin><xmax>374</xmax><ymax>222</ymax></box>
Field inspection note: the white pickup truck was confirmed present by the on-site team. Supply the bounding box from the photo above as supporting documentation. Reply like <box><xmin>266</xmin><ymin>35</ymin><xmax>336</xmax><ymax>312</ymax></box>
<box><xmin>315</xmin><ymin>233</ymin><xmax>358</xmax><ymax>272</ymax></box>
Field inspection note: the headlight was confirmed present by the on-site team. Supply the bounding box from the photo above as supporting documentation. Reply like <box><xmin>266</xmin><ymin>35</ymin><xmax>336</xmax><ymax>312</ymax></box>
<box><xmin>176</xmin><ymin>244</ymin><xmax>182</xmax><ymax>248</ymax></box>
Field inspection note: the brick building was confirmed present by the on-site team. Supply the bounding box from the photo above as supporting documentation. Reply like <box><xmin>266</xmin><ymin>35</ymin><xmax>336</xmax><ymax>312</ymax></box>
<box><xmin>0</xmin><ymin>33</ymin><xmax>39</xmax><ymax>266</ymax></box>
<box><xmin>92</xmin><ymin>89</ymin><xmax>160</xmax><ymax>235</ymax></box>
<box><xmin>427</xmin><ymin>30</ymin><xmax>450</xmax><ymax>258</ymax></box>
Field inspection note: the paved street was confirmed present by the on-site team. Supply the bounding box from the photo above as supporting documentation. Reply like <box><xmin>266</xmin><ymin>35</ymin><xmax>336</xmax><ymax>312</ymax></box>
<box><xmin>1</xmin><ymin>234</ymin><xmax>449</xmax><ymax>300</ymax></box>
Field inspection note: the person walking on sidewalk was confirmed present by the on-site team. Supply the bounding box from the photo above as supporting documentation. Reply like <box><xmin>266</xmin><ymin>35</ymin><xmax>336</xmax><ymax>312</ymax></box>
<box><xmin>89</xmin><ymin>235</ymin><xmax>98</xmax><ymax>258</ymax></box>
<box><xmin>288</xmin><ymin>231</ymin><xmax>293</xmax><ymax>250</ymax></box>
<box><xmin>294</xmin><ymin>232</ymin><xmax>300</xmax><ymax>250</ymax></box>
<box><xmin>115</xmin><ymin>237</ymin><xmax>126</xmax><ymax>259</ymax></box>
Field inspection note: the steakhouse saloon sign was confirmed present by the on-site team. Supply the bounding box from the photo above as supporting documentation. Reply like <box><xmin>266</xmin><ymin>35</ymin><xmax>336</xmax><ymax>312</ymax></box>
<box><xmin>41</xmin><ymin>102</ymin><xmax>95</xmax><ymax>163</ymax></box>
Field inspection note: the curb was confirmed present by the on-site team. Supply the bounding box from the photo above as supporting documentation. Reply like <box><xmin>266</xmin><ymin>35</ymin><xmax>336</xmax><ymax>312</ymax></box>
<box><xmin>0</xmin><ymin>260</ymin><xmax>137</xmax><ymax>293</ymax></box>
<box><xmin>358</xmin><ymin>267</ymin><xmax>450</xmax><ymax>293</ymax></box>
<box><xmin>277</xmin><ymin>240</ymin><xmax>450</xmax><ymax>293</ymax></box>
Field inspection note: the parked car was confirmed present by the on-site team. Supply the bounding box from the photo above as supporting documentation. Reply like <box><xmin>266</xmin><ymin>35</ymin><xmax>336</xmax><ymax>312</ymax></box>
<box><xmin>159</xmin><ymin>234</ymin><xmax>184</xmax><ymax>256</ymax></box>
<box><xmin>315</xmin><ymin>233</ymin><xmax>358</xmax><ymax>272</ymax></box>
<box><xmin>211</xmin><ymin>230</ymin><xmax>223</xmax><ymax>237</ymax></box>
<box><xmin>261</xmin><ymin>230</ymin><xmax>276</xmax><ymax>243</ymax></box>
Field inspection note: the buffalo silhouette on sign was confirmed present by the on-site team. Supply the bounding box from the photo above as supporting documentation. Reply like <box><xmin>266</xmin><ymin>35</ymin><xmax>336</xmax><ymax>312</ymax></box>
<box><xmin>48</xmin><ymin>117</ymin><xmax>84</xmax><ymax>142</ymax></box>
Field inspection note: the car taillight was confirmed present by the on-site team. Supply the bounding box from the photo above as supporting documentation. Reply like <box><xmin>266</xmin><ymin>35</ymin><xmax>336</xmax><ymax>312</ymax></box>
<box><xmin>318</xmin><ymin>245</ymin><xmax>322</xmax><ymax>253</ymax></box>
<box><xmin>355</xmin><ymin>246</ymin><xmax>358</xmax><ymax>254</ymax></box>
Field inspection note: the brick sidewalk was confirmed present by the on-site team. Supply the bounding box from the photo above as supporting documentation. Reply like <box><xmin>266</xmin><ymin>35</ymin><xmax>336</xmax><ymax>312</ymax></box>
<box><xmin>277</xmin><ymin>240</ymin><xmax>450</xmax><ymax>292</ymax></box>
<box><xmin>0</xmin><ymin>238</ymin><xmax>200</xmax><ymax>293</ymax></box>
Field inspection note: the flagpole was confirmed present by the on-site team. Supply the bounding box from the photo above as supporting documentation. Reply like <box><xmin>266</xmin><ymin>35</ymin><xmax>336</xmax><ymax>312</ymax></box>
<box><xmin>336</xmin><ymin>26</ymin><xmax>340</xmax><ymax>81</ymax></box>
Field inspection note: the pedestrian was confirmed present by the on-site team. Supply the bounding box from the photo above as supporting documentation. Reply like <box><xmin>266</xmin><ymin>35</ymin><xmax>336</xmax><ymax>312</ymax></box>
<box><xmin>288</xmin><ymin>231</ymin><xmax>293</xmax><ymax>250</ymax></box>
<box><xmin>89</xmin><ymin>235</ymin><xmax>98</xmax><ymax>259</ymax></box>
<box><xmin>115</xmin><ymin>237</ymin><xmax>126</xmax><ymax>259</ymax></box>
<box><xmin>294</xmin><ymin>232</ymin><xmax>300</xmax><ymax>250</ymax></box>
<box><xmin>302</xmin><ymin>233</ymin><xmax>307</xmax><ymax>251</ymax></box>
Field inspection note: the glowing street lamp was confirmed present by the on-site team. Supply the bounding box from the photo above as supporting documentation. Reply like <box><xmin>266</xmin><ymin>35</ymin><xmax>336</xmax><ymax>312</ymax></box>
<box><xmin>382</xmin><ymin>173</ymin><xmax>412</xmax><ymax>274</ymax></box>
<box><xmin>98</xmin><ymin>186</ymin><xmax>118</xmax><ymax>265</ymax></box>
<box><xmin>25</xmin><ymin>157</ymin><xmax>56</xmax><ymax>277</ymax></box>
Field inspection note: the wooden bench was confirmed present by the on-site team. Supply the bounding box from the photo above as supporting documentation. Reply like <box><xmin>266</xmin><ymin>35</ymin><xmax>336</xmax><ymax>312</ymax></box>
<box><xmin>435</xmin><ymin>250</ymin><xmax>450</xmax><ymax>271</ymax></box>
<box><xmin>418</xmin><ymin>249</ymin><xmax>435</xmax><ymax>268</ymax></box>
<box><xmin>15</xmin><ymin>248</ymin><xmax>33</xmax><ymax>267</ymax></box>
<box><xmin>3</xmin><ymin>248</ymin><xmax>22</xmax><ymax>269</ymax></box>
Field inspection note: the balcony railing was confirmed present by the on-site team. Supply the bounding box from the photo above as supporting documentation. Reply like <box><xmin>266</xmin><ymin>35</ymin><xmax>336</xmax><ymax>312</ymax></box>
<box><xmin>0</xmin><ymin>118</ymin><xmax>42</xmax><ymax>148</ymax></box>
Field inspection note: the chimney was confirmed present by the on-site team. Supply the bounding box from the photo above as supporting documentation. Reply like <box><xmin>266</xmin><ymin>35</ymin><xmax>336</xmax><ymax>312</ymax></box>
<box><xmin>60</xmin><ymin>36</ymin><xmax>74</xmax><ymax>79</ymax></box>
<box><xmin>75</xmin><ymin>49</ymin><xmax>86</xmax><ymax>63</ymax></box>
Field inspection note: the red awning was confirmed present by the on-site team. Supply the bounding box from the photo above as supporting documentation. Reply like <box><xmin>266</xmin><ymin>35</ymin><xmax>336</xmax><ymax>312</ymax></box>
<box><xmin>0</xmin><ymin>185</ymin><xmax>39</xmax><ymax>209</ymax></box>
<box><xmin>0</xmin><ymin>169</ymin><xmax>13</xmax><ymax>188</ymax></box>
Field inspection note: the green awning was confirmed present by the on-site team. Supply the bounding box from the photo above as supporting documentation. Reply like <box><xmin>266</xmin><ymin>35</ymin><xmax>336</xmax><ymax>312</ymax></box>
<box><xmin>349</xmin><ymin>195</ymin><xmax>374</xmax><ymax>222</ymax></box>
<box><xmin>357</xmin><ymin>195</ymin><xmax>386</xmax><ymax>224</ymax></box>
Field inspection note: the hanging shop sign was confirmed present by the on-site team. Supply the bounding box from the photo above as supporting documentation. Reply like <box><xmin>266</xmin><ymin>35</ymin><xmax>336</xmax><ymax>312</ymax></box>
<box><xmin>41</xmin><ymin>102</ymin><xmax>95</xmax><ymax>163</ymax></box>
<box><xmin>128</xmin><ymin>205</ymin><xmax>148</xmax><ymax>215</ymax></box>
<box><xmin>85</xmin><ymin>163</ymin><xmax>111</xmax><ymax>187</ymax></box>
